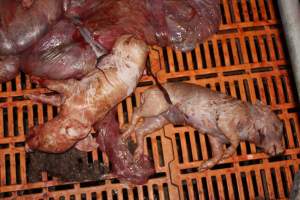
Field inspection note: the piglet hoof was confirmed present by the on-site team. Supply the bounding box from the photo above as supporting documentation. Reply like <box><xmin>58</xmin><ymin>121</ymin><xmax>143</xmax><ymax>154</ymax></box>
<box><xmin>24</xmin><ymin>93</ymin><xmax>36</xmax><ymax>100</ymax></box>
<box><xmin>24</xmin><ymin>93</ymin><xmax>42</xmax><ymax>103</ymax></box>
<box><xmin>25</xmin><ymin>143</ymin><xmax>33</xmax><ymax>153</ymax></box>
<box><xmin>198</xmin><ymin>168</ymin><xmax>207</xmax><ymax>173</ymax></box>
<box><xmin>198</xmin><ymin>166</ymin><xmax>209</xmax><ymax>173</ymax></box>
<box><xmin>198</xmin><ymin>161</ymin><xmax>212</xmax><ymax>172</ymax></box>
<box><xmin>222</xmin><ymin>148</ymin><xmax>236</xmax><ymax>160</ymax></box>
<box><xmin>222</xmin><ymin>153</ymin><xmax>231</xmax><ymax>160</ymax></box>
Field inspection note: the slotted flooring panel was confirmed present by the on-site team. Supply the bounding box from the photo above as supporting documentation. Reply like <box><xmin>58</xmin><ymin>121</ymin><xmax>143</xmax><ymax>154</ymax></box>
<box><xmin>0</xmin><ymin>0</ymin><xmax>299</xmax><ymax>199</ymax></box>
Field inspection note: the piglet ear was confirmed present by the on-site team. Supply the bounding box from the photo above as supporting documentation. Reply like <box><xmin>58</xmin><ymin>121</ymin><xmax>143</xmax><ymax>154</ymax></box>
<box><xmin>65</xmin><ymin>120</ymin><xmax>92</xmax><ymax>140</ymax></box>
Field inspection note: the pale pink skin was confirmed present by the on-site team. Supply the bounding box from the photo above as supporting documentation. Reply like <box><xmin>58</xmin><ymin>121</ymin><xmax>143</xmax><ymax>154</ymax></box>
<box><xmin>122</xmin><ymin>82</ymin><xmax>285</xmax><ymax>171</ymax></box>
<box><xmin>25</xmin><ymin>35</ymin><xmax>148</xmax><ymax>153</ymax></box>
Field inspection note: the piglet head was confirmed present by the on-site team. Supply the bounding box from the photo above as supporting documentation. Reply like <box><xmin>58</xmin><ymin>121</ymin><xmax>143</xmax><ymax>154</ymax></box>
<box><xmin>255</xmin><ymin>122</ymin><xmax>285</xmax><ymax>157</ymax></box>
<box><xmin>26</xmin><ymin>117</ymin><xmax>91</xmax><ymax>153</ymax></box>
<box><xmin>112</xmin><ymin>35</ymin><xmax>149</xmax><ymax>67</ymax></box>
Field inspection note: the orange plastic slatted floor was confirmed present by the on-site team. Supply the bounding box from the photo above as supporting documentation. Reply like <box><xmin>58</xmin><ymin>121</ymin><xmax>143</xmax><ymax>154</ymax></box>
<box><xmin>0</xmin><ymin>0</ymin><xmax>299</xmax><ymax>199</ymax></box>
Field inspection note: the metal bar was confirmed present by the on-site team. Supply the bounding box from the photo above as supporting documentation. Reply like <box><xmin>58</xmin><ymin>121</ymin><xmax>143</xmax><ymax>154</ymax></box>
<box><xmin>278</xmin><ymin>0</ymin><xmax>300</xmax><ymax>100</ymax></box>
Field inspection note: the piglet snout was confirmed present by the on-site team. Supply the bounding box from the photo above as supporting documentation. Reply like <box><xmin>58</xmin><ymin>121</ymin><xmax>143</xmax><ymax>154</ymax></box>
<box><xmin>25</xmin><ymin>143</ymin><xmax>33</xmax><ymax>153</ymax></box>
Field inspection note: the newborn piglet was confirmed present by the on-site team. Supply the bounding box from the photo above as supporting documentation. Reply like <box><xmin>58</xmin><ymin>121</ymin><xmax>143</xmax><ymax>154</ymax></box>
<box><xmin>25</xmin><ymin>35</ymin><xmax>148</xmax><ymax>153</ymax></box>
<box><xmin>122</xmin><ymin>82</ymin><xmax>285</xmax><ymax>171</ymax></box>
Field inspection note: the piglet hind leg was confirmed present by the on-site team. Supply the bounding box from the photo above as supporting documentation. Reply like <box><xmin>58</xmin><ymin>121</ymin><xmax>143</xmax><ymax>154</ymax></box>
<box><xmin>121</xmin><ymin>107</ymin><xmax>144</xmax><ymax>141</ymax></box>
<box><xmin>133</xmin><ymin>115</ymin><xmax>169</xmax><ymax>160</ymax></box>
<box><xmin>122</xmin><ymin>89</ymin><xmax>170</xmax><ymax>141</ymax></box>
<box><xmin>199</xmin><ymin>135</ymin><xmax>224</xmax><ymax>172</ymax></box>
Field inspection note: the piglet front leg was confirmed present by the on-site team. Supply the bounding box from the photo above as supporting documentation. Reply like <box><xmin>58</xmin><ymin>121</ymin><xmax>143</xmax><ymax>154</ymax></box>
<box><xmin>199</xmin><ymin>135</ymin><xmax>224</xmax><ymax>172</ymax></box>
<box><xmin>121</xmin><ymin>107</ymin><xmax>143</xmax><ymax>141</ymax></box>
<box><xmin>217</xmin><ymin>115</ymin><xmax>241</xmax><ymax>159</ymax></box>
<box><xmin>30</xmin><ymin>77</ymin><xmax>78</xmax><ymax>96</ymax></box>
<box><xmin>24</xmin><ymin>93</ymin><xmax>64</xmax><ymax>107</ymax></box>
<box><xmin>199</xmin><ymin>118</ymin><xmax>241</xmax><ymax>171</ymax></box>
<box><xmin>25</xmin><ymin>77</ymin><xmax>77</xmax><ymax>106</ymax></box>
<box><xmin>121</xmin><ymin>89</ymin><xmax>170</xmax><ymax>142</ymax></box>
<box><xmin>122</xmin><ymin>112</ymin><xmax>169</xmax><ymax>160</ymax></box>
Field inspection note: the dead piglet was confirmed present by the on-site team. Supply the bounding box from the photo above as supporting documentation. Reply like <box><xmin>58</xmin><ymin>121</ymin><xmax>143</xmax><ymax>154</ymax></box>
<box><xmin>25</xmin><ymin>35</ymin><xmax>148</xmax><ymax>153</ymax></box>
<box><xmin>122</xmin><ymin>82</ymin><xmax>285</xmax><ymax>171</ymax></box>
<box><xmin>94</xmin><ymin>108</ymin><xmax>155</xmax><ymax>185</ymax></box>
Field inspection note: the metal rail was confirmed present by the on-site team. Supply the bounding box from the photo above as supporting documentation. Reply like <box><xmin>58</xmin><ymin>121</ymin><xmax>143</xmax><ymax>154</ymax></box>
<box><xmin>278</xmin><ymin>0</ymin><xmax>300</xmax><ymax>100</ymax></box>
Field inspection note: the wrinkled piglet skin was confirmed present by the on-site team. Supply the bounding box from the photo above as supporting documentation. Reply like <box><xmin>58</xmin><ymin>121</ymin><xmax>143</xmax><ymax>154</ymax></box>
<box><xmin>122</xmin><ymin>82</ymin><xmax>285</xmax><ymax>171</ymax></box>
<box><xmin>25</xmin><ymin>35</ymin><xmax>148</xmax><ymax>153</ymax></box>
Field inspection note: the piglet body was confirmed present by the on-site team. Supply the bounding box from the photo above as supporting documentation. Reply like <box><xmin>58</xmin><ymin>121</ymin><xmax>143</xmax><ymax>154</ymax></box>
<box><xmin>26</xmin><ymin>35</ymin><xmax>148</xmax><ymax>153</ymax></box>
<box><xmin>123</xmin><ymin>82</ymin><xmax>285</xmax><ymax>171</ymax></box>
